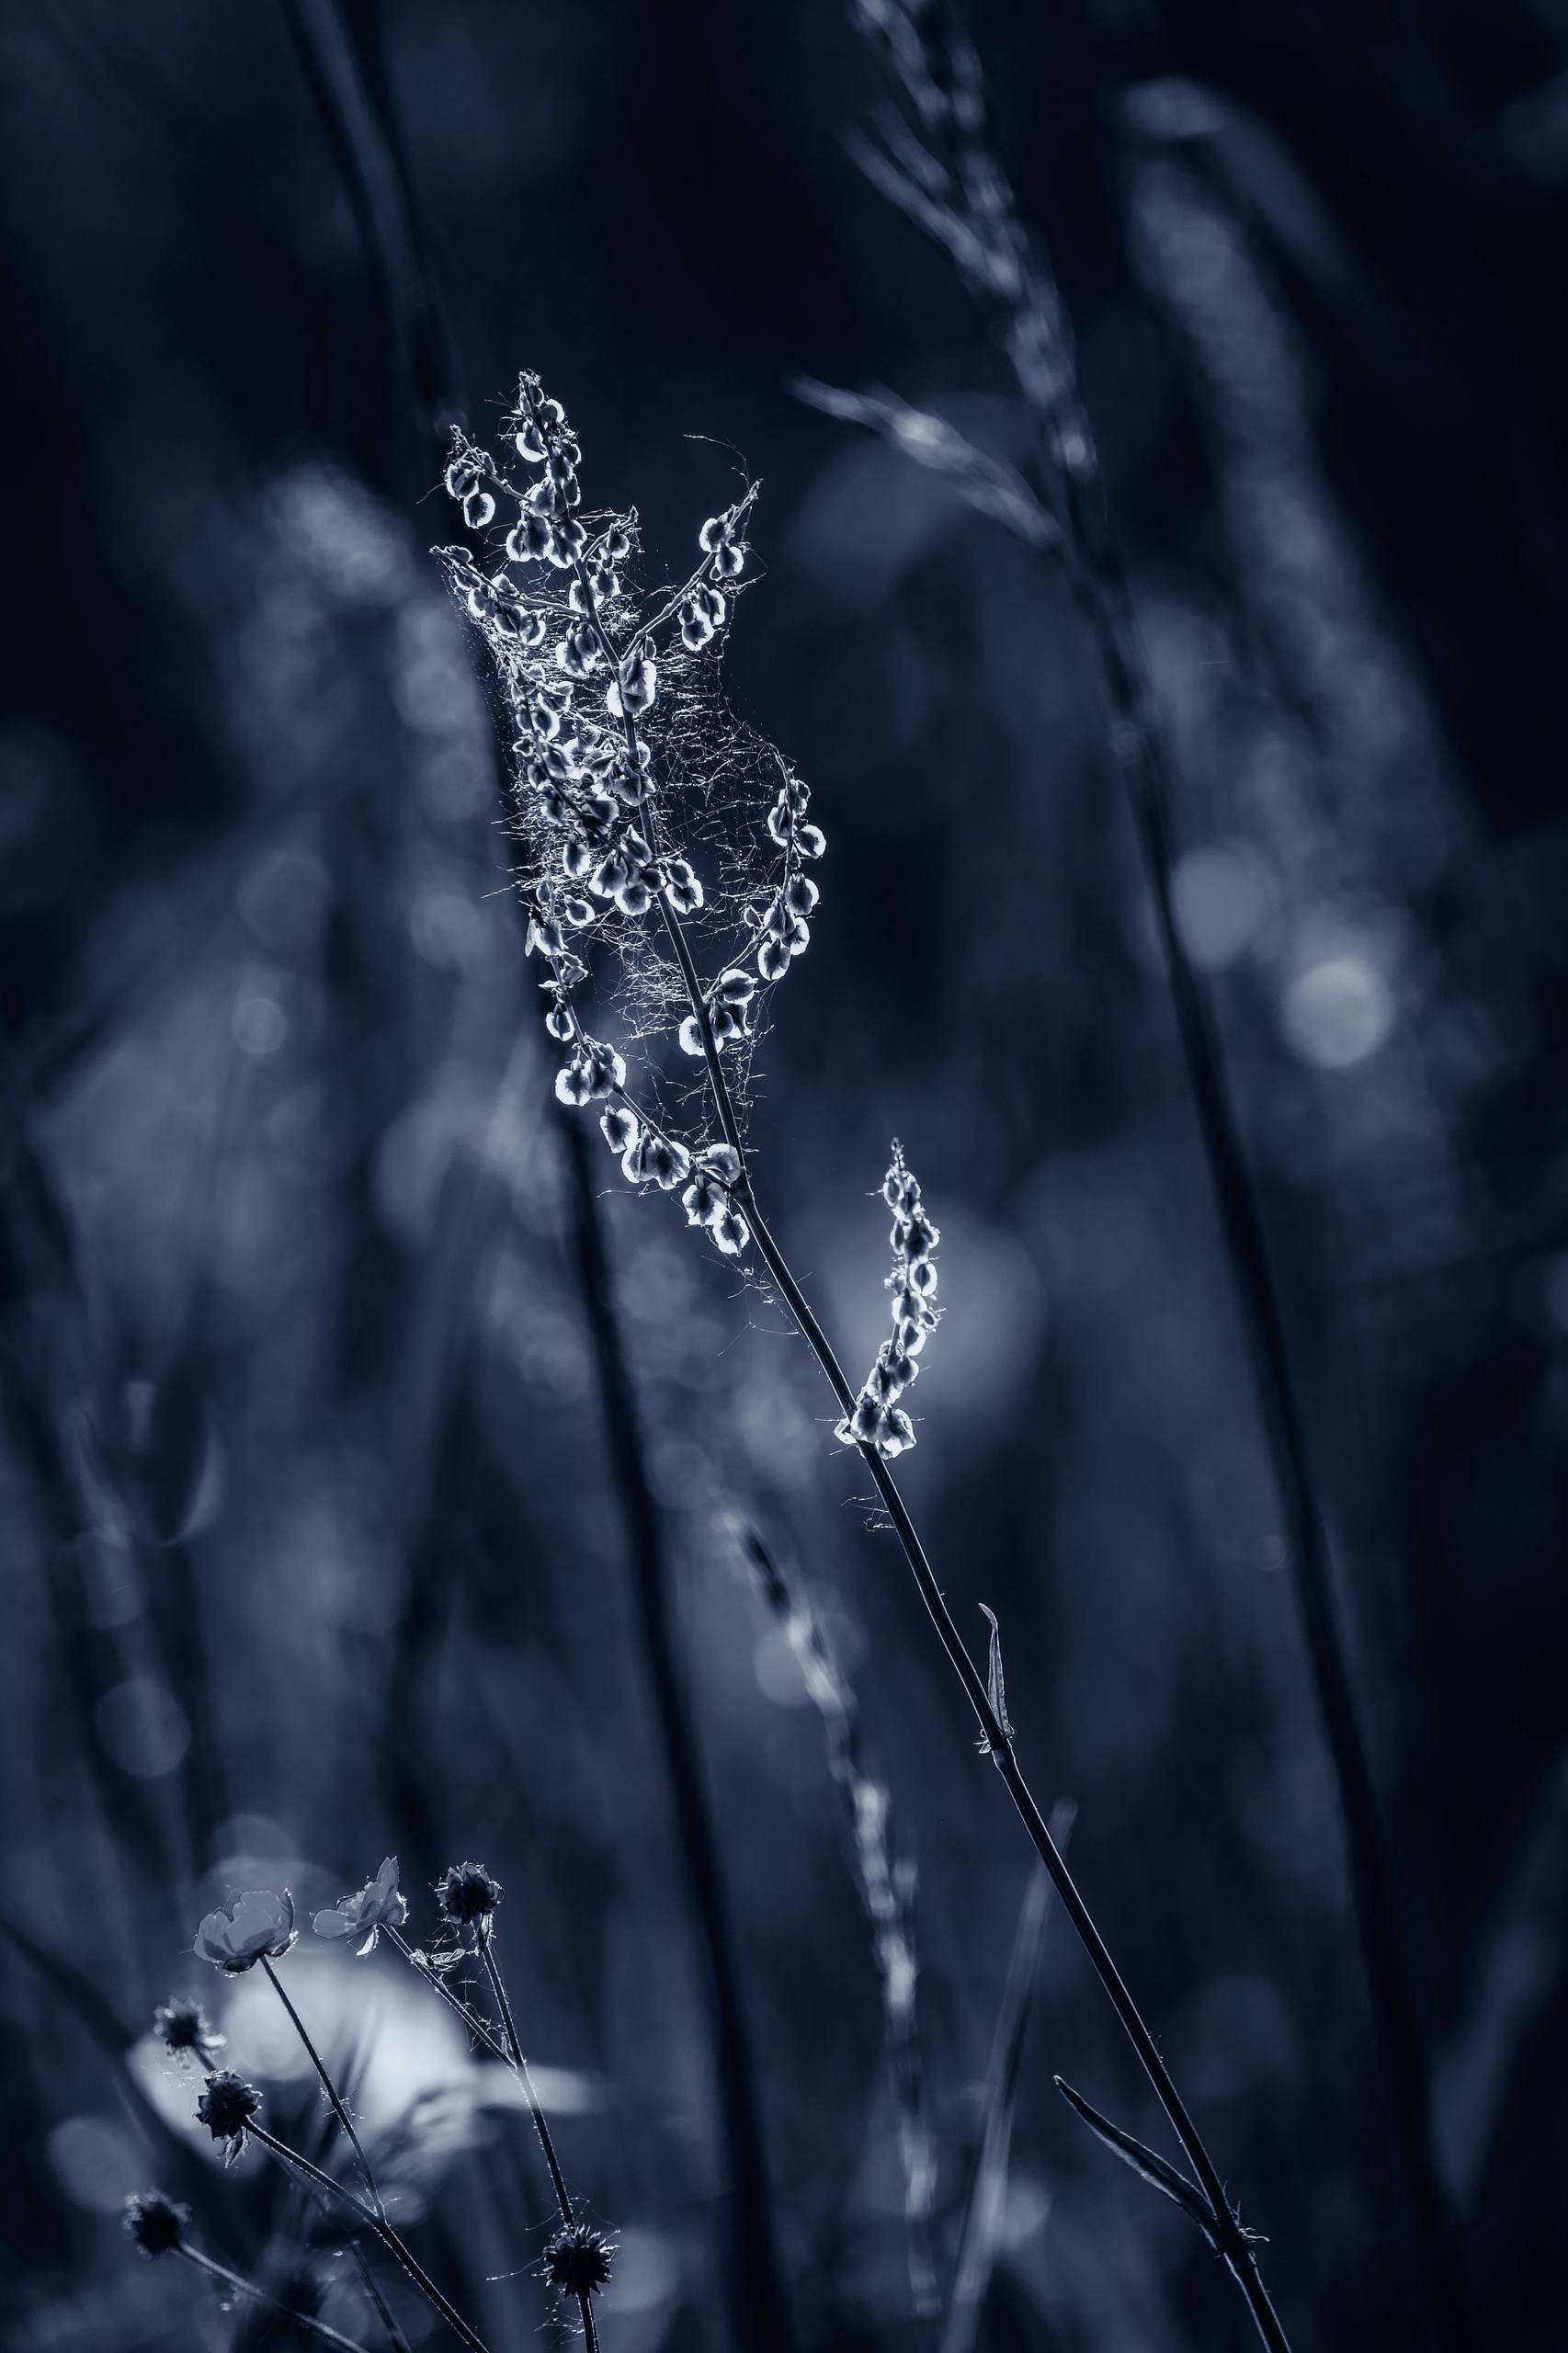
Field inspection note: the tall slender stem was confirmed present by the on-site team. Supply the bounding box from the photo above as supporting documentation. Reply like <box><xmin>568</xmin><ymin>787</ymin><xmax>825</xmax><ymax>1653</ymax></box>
<box><xmin>179</xmin><ymin>2245</ymin><xmax>374</xmax><ymax>2353</ymax></box>
<box><xmin>557</xmin><ymin>1108</ymin><xmax>790</xmax><ymax>2353</ymax></box>
<box><xmin>653</xmin><ymin>892</ymin><xmax>1288</xmax><ymax>2349</ymax></box>
<box><xmin>249</xmin><ymin>2124</ymin><xmax>491</xmax><ymax>2353</ymax></box>
<box><xmin>478</xmin><ymin>1933</ymin><xmax>601</xmax><ymax>2353</ymax></box>
<box><xmin>542</xmin><ymin>481</ymin><xmax>1292</xmax><ymax>2344</ymax></box>
<box><xmin>261</xmin><ymin>1957</ymin><xmax>387</xmax><ymax>2222</ymax></box>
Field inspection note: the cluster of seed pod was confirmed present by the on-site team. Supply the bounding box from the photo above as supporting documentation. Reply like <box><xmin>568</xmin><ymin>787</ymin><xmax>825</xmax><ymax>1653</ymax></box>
<box><xmin>438</xmin><ymin>372</ymin><xmax>828</xmax><ymax>1271</ymax></box>
<box><xmin>835</xmin><ymin>1145</ymin><xmax>940</xmax><ymax>1458</ymax></box>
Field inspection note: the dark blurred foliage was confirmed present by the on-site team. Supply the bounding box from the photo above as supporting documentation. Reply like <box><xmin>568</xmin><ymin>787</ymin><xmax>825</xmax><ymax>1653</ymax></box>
<box><xmin>2</xmin><ymin>3</ymin><xmax>1566</xmax><ymax>2350</ymax></box>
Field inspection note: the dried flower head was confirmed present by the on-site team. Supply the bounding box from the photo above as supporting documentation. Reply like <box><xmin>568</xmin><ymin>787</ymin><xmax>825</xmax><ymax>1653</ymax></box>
<box><xmin>194</xmin><ymin>1890</ymin><xmax>297</xmax><ymax>1973</ymax></box>
<box><xmin>436</xmin><ymin>1860</ymin><xmax>503</xmax><ymax>1935</ymax></box>
<box><xmin>835</xmin><ymin>1143</ymin><xmax>940</xmax><ymax>1457</ymax></box>
<box><xmin>312</xmin><ymin>1855</ymin><xmax>409</xmax><ymax>1956</ymax></box>
<box><xmin>544</xmin><ymin>2221</ymin><xmax>616</xmax><ymax>2300</ymax></box>
<box><xmin>438</xmin><ymin>372</ymin><xmax>826</xmax><ymax>1281</ymax></box>
<box><xmin>122</xmin><ymin>2189</ymin><xmax>189</xmax><ymax>2257</ymax></box>
<box><xmin>153</xmin><ymin>1995</ymin><xmax>226</xmax><ymax>2069</ymax></box>
<box><xmin>196</xmin><ymin>2069</ymin><xmax>262</xmax><ymax>2162</ymax></box>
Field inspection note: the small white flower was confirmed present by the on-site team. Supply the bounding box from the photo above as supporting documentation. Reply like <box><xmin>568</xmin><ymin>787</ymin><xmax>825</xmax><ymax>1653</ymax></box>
<box><xmin>682</xmin><ymin>1175</ymin><xmax>725</xmax><ymax>1228</ymax></box>
<box><xmin>663</xmin><ymin>859</ymin><xmax>704</xmax><ymax>915</ymax></box>
<box><xmin>607</xmin><ymin>654</ymin><xmax>656</xmax><ymax>718</ymax></box>
<box><xmin>711</xmin><ymin>1207</ymin><xmax>750</xmax><ymax>1256</ymax></box>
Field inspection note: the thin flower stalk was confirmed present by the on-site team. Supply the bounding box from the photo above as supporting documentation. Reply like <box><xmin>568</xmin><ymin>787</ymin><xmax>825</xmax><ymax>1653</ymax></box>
<box><xmin>260</xmin><ymin>1956</ymin><xmax>389</xmax><ymax>2225</ymax></box>
<box><xmin>476</xmin><ymin>1929</ymin><xmax>600</xmax><ymax>2353</ymax></box>
<box><xmin>155</xmin><ymin>1984</ymin><xmax>409</xmax><ymax>2353</ymax></box>
<box><xmin>440</xmin><ymin>378</ymin><xmax>1288</xmax><ymax>2353</ymax></box>
<box><xmin>246</xmin><ymin>2121</ymin><xmax>491</xmax><ymax>2353</ymax></box>
<box><xmin>348</xmin><ymin>1862</ymin><xmax>610</xmax><ymax>2348</ymax></box>
<box><xmin>836</xmin><ymin>13</ymin><xmax>1469</xmax><ymax>2347</ymax></box>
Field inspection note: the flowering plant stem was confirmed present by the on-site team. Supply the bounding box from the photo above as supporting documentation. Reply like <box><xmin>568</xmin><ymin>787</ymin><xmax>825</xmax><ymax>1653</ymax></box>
<box><xmin>260</xmin><ymin>1958</ymin><xmax>388</xmax><ymax>2223</ymax></box>
<box><xmin>652</xmin><ymin>888</ymin><xmax>1289</xmax><ymax>2348</ymax></box>
<box><xmin>177</xmin><ymin>2245</ymin><xmax>374</xmax><ymax>2353</ymax></box>
<box><xmin>477</xmin><ymin>1931</ymin><xmax>601</xmax><ymax>2353</ymax></box>
<box><xmin>248</xmin><ymin>2123</ymin><xmax>491</xmax><ymax>2353</ymax></box>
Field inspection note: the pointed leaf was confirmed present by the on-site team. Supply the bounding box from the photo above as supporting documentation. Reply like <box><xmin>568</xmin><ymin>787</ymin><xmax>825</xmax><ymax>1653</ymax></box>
<box><xmin>1054</xmin><ymin>2077</ymin><xmax>1223</xmax><ymax>2250</ymax></box>
<box><xmin>976</xmin><ymin>1603</ymin><xmax>1013</xmax><ymax>1756</ymax></box>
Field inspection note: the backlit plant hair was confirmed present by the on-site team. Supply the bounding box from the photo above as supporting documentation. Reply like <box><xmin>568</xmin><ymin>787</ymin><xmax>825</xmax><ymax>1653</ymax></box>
<box><xmin>440</xmin><ymin>372</ymin><xmax>1289</xmax><ymax>2351</ymax></box>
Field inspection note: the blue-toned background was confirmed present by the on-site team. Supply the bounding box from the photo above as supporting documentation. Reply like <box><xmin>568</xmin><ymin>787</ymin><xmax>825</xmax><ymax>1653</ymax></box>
<box><xmin>2</xmin><ymin>4</ymin><xmax>1565</xmax><ymax>2347</ymax></box>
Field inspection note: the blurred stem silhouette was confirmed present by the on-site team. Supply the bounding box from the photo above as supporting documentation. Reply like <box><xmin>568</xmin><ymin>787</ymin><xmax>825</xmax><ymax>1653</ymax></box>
<box><xmin>942</xmin><ymin>1836</ymin><xmax>1068</xmax><ymax>2353</ymax></box>
<box><xmin>185</xmin><ymin>2033</ymin><xmax>408</xmax><ymax>2353</ymax></box>
<box><xmin>739</xmin><ymin>1522</ymin><xmax>937</xmax><ymax>2319</ymax></box>
<box><xmin>835</xmin><ymin>6</ymin><xmax>1472</xmax><ymax>2343</ymax></box>
<box><xmin>176</xmin><ymin>2245</ymin><xmax>375</xmax><ymax>2353</ymax></box>
<box><xmin>558</xmin><ymin>1110</ymin><xmax>790</xmax><ymax>2349</ymax></box>
<box><xmin>249</xmin><ymin>2124</ymin><xmax>490</xmax><ymax>2353</ymax></box>
<box><xmin>281</xmin><ymin>8</ymin><xmax>792</xmax><ymax>2350</ymax></box>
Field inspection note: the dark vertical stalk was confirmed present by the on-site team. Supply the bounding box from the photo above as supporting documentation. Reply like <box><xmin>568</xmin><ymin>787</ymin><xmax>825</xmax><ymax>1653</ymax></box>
<box><xmin>846</xmin><ymin>14</ymin><xmax>1471</xmax><ymax>2340</ymax></box>
<box><xmin>559</xmin><ymin>1113</ymin><xmax>792</xmax><ymax>2353</ymax></box>
<box><xmin>1074</xmin><ymin>542</ymin><xmax>1472</xmax><ymax>2347</ymax></box>
<box><xmin>280</xmin><ymin>12</ymin><xmax>791</xmax><ymax>2348</ymax></box>
<box><xmin>652</xmin><ymin>896</ymin><xmax>1290</xmax><ymax>2353</ymax></box>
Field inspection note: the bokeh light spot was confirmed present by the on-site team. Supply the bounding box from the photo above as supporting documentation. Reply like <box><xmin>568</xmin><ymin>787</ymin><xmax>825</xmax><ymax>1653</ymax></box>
<box><xmin>1281</xmin><ymin>954</ymin><xmax>1393</xmax><ymax>1067</ymax></box>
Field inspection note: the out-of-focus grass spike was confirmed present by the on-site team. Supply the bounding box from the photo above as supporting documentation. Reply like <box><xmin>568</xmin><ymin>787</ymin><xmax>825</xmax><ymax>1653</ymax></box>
<box><xmin>940</xmin><ymin>1803</ymin><xmax>1072</xmax><ymax>2353</ymax></box>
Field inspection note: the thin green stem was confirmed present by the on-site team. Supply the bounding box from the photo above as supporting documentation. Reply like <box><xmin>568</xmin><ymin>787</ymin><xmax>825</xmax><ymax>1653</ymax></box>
<box><xmin>179</xmin><ymin>2245</ymin><xmax>373</xmax><ymax>2353</ymax></box>
<box><xmin>249</xmin><ymin>2124</ymin><xmax>491</xmax><ymax>2353</ymax></box>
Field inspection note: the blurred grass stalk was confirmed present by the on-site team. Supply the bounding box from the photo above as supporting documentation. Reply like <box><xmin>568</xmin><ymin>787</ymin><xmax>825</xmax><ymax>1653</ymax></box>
<box><xmin>739</xmin><ymin>1523</ymin><xmax>939</xmax><ymax>2319</ymax></box>
<box><xmin>829</xmin><ymin>5</ymin><xmax>1473</xmax><ymax>2342</ymax></box>
<box><xmin>278</xmin><ymin>6</ymin><xmax>791</xmax><ymax>2347</ymax></box>
<box><xmin>943</xmin><ymin>1824</ymin><xmax>1070</xmax><ymax>2353</ymax></box>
